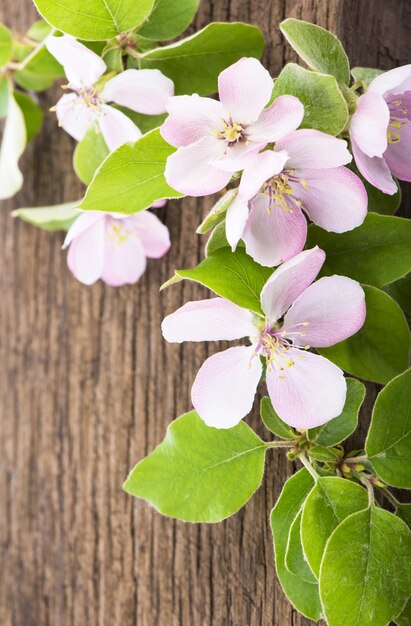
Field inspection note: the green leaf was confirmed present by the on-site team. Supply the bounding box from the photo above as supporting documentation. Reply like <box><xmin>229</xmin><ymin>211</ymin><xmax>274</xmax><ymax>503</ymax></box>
<box><xmin>363</xmin><ymin>176</ymin><xmax>401</xmax><ymax>215</ymax></box>
<box><xmin>138</xmin><ymin>0</ymin><xmax>200</xmax><ymax>40</ymax></box>
<box><xmin>306</xmin><ymin>214</ymin><xmax>411</xmax><ymax>288</ymax></box>
<box><xmin>14</xmin><ymin>91</ymin><xmax>44</xmax><ymax>143</ymax></box>
<box><xmin>114</xmin><ymin>105</ymin><xmax>167</xmax><ymax>134</ymax></box>
<box><xmin>396</xmin><ymin>503</ymin><xmax>411</xmax><ymax>529</ymax></box>
<box><xmin>80</xmin><ymin>128</ymin><xmax>182</xmax><ymax>214</ymax></box>
<box><xmin>308</xmin><ymin>378</ymin><xmax>366</xmax><ymax>446</ymax></box>
<box><xmin>260</xmin><ymin>396</ymin><xmax>296</xmax><ymax>439</ymax></box>
<box><xmin>385</xmin><ymin>273</ymin><xmax>411</xmax><ymax>316</ymax></box>
<box><xmin>270</xmin><ymin>470</ymin><xmax>322</xmax><ymax>621</ymax></box>
<box><xmin>204</xmin><ymin>221</ymin><xmax>245</xmax><ymax>257</ymax></box>
<box><xmin>26</xmin><ymin>19</ymin><xmax>53</xmax><ymax>42</ymax></box>
<box><xmin>280</xmin><ymin>18</ymin><xmax>350</xmax><ymax>84</ymax></box>
<box><xmin>33</xmin><ymin>0</ymin><xmax>155</xmax><ymax>40</ymax></box>
<box><xmin>307</xmin><ymin>445</ymin><xmax>341</xmax><ymax>463</ymax></box>
<box><xmin>73</xmin><ymin>126</ymin><xmax>109</xmax><ymax>185</ymax></box>
<box><xmin>0</xmin><ymin>87</ymin><xmax>26</xmax><ymax>200</ymax></box>
<box><xmin>14</xmin><ymin>45</ymin><xmax>63</xmax><ymax>92</ymax></box>
<box><xmin>140</xmin><ymin>23</ymin><xmax>265</xmax><ymax>95</ymax></box>
<box><xmin>164</xmin><ymin>247</ymin><xmax>273</xmax><ymax>315</ymax></box>
<box><xmin>301</xmin><ymin>477</ymin><xmax>368</xmax><ymax>578</ymax></box>
<box><xmin>285</xmin><ymin>511</ymin><xmax>317</xmax><ymax>583</ymax></box>
<box><xmin>272</xmin><ymin>64</ymin><xmax>348</xmax><ymax>135</ymax></box>
<box><xmin>365</xmin><ymin>368</ymin><xmax>411</xmax><ymax>489</ymax></box>
<box><xmin>123</xmin><ymin>410</ymin><xmax>267</xmax><ymax>522</ymax></box>
<box><xmin>0</xmin><ymin>24</ymin><xmax>12</xmax><ymax>68</ymax></box>
<box><xmin>319</xmin><ymin>286</ymin><xmax>410</xmax><ymax>385</ymax></box>
<box><xmin>395</xmin><ymin>597</ymin><xmax>411</xmax><ymax>626</ymax></box>
<box><xmin>0</xmin><ymin>74</ymin><xmax>9</xmax><ymax>118</ymax></box>
<box><xmin>197</xmin><ymin>189</ymin><xmax>237</xmax><ymax>235</ymax></box>
<box><xmin>351</xmin><ymin>66</ymin><xmax>383</xmax><ymax>89</ymax></box>
<box><xmin>320</xmin><ymin>507</ymin><xmax>411</xmax><ymax>626</ymax></box>
<box><xmin>12</xmin><ymin>201</ymin><xmax>80</xmax><ymax>231</ymax></box>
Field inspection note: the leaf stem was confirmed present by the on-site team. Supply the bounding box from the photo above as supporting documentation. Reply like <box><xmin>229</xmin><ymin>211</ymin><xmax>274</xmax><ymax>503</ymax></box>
<box><xmin>266</xmin><ymin>440</ymin><xmax>295</xmax><ymax>449</ymax></box>
<box><xmin>9</xmin><ymin>28</ymin><xmax>56</xmax><ymax>72</ymax></box>
<box><xmin>360</xmin><ymin>474</ymin><xmax>375</xmax><ymax>507</ymax></box>
<box><xmin>298</xmin><ymin>454</ymin><xmax>319</xmax><ymax>481</ymax></box>
<box><xmin>376</xmin><ymin>487</ymin><xmax>400</xmax><ymax>510</ymax></box>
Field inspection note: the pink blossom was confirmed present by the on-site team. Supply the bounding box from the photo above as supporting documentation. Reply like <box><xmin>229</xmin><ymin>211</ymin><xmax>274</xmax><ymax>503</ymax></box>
<box><xmin>162</xmin><ymin>247</ymin><xmax>366</xmax><ymax>429</ymax></box>
<box><xmin>46</xmin><ymin>35</ymin><xmax>174</xmax><ymax>151</ymax></box>
<box><xmin>350</xmin><ymin>64</ymin><xmax>411</xmax><ymax>194</ymax></box>
<box><xmin>161</xmin><ymin>57</ymin><xmax>304</xmax><ymax>196</ymax></box>
<box><xmin>225</xmin><ymin>130</ymin><xmax>368</xmax><ymax>267</ymax></box>
<box><xmin>63</xmin><ymin>205</ymin><xmax>170</xmax><ymax>286</ymax></box>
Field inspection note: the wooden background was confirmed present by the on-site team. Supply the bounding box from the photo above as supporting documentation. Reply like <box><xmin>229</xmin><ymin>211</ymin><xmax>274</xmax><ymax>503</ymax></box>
<box><xmin>0</xmin><ymin>1</ymin><xmax>409</xmax><ymax>625</ymax></box>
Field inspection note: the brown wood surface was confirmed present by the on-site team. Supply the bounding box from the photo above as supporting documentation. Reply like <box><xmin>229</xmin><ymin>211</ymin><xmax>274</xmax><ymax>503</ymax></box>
<box><xmin>0</xmin><ymin>1</ymin><xmax>409</xmax><ymax>625</ymax></box>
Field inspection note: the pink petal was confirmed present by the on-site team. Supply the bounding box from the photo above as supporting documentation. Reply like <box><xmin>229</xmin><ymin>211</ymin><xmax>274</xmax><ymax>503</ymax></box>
<box><xmin>191</xmin><ymin>345</ymin><xmax>262</xmax><ymax>428</ymax></box>
<box><xmin>350</xmin><ymin>92</ymin><xmax>389</xmax><ymax>157</ymax></box>
<box><xmin>98</xmin><ymin>105</ymin><xmax>142</xmax><ymax>151</ymax></box>
<box><xmin>101</xmin><ymin>69</ymin><xmax>174</xmax><ymax>115</ymax></box>
<box><xmin>266</xmin><ymin>349</ymin><xmax>346</xmax><ymax>428</ymax></box>
<box><xmin>46</xmin><ymin>35</ymin><xmax>106</xmax><ymax>87</ymax></box>
<box><xmin>151</xmin><ymin>199</ymin><xmax>167</xmax><ymax>208</ymax></box>
<box><xmin>165</xmin><ymin>136</ymin><xmax>231</xmax><ymax>196</ymax></box>
<box><xmin>225</xmin><ymin>194</ymin><xmax>250</xmax><ymax>250</ymax></box>
<box><xmin>351</xmin><ymin>139</ymin><xmax>397</xmax><ymax>194</ymax></box>
<box><xmin>218</xmin><ymin>58</ymin><xmax>273</xmax><ymax>122</ymax></box>
<box><xmin>66</xmin><ymin>215</ymin><xmax>106</xmax><ymax>285</ymax></box>
<box><xmin>132</xmin><ymin>211</ymin><xmax>170</xmax><ymax>258</ymax></box>
<box><xmin>260</xmin><ymin>247</ymin><xmax>325</xmax><ymax>321</ymax></box>
<box><xmin>101</xmin><ymin>217</ymin><xmax>147</xmax><ymax>287</ymax></box>
<box><xmin>242</xmin><ymin>193</ymin><xmax>307</xmax><ymax>267</ymax></box>
<box><xmin>55</xmin><ymin>93</ymin><xmax>98</xmax><ymax>141</ymax></box>
<box><xmin>275</xmin><ymin>129</ymin><xmax>352</xmax><ymax>169</ymax></box>
<box><xmin>208</xmin><ymin>141</ymin><xmax>266</xmax><ymax>173</ymax></box>
<box><xmin>249</xmin><ymin>95</ymin><xmax>304</xmax><ymax>142</ymax></box>
<box><xmin>283</xmin><ymin>276</ymin><xmax>366</xmax><ymax>348</ymax></box>
<box><xmin>162</xmin><ymin>298</ymin><xmax>256</xmax><ymax>343</ymax></box>
<box><xmin>63</xmin><ymin>211</ymin><xmax>103</xmax><ymax>248</ymax></box>
<box><xmin>384</xmin><ymin>122</ymin><xmax>411</xmax><ymax>183</ymax></box>
<box><xmin>292</xmin><ymin>166</ymin><xmax>368</xmax><ymax>232</ymax></box>
<box><xmin>237</xmin><ymin>150</ymin><xmax>289</xmax><ymax>200</ymax></box>
<box><xmin>368</xmin><ymin>64</ymin><xmax>411</xmax><ymax>96</ymax></box>
<box><xmin>161</xmin><ymin>94</ymin><xmax>225</xmax><ymax>147</ymax></box>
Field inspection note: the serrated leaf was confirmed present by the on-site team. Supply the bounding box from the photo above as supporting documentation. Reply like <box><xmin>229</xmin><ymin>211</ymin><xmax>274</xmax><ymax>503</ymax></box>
<box><xmin>204</xmin><ymin>221</ymin><xmax>244</xmax><ymax>257</ymax></box>
<box><xmin>306</xmin><ymin>214</ymin><xmax>411</xmax><ymax>288</ymax></box>
<box><xmin>270</xmin><ymin>470</ymin><xmax>322</xmax><ymax>621</ymax></box>
<box><xmin>320</xmin><ymin>507</ymin><xmax>411</xmax><ymax>626</ymax></box>
<box><xmin>308</xmin><ymin>445</ymin><xmax>341</xmax><ymax>463</ymax></box>
<box><xmin>33</xmin><ymin>0</ymin><xmax>155</xmax><ymax>40</ymax></box>
<box><xmin>140</xmin><ymin>23</ymin><xmax>265</xmax><ymax>95</ymax></box>
<box><xmin>301</xmin><ymin>477</ymin><xmax>368</xmax><ymax>578</ymax></box>
<box><xmin>124</xmin><ymin>410</ymin><xmax>267</xmax><ymax>522</ymax></box>
<box><xmin>260</xmin><ymin>396</ymin><xmax>296</xmax><ymax>439</ymax></box>
<box><xmin>80</xmin><ymin>128</ymin><xmax>183</xmax><ymax>214</ymax></box>
<box><xmin>73</xmin><ymin>126</ymin><xmax>109</xmax><ymax>185</ymax></box>
<box><xmin>165</xmin><ymin>247</ymin><xmax>273</xmax><ymax>315</ymax></box>
<box><xmin>319</xmin><ymin>286</ymin><xmax>410</xmax><ymax>385</ymax></box>
<box><xmin>280</xmin><ymin>18</ymin><xmax>350</xmax><ymax>84</ymax></box>
<box><xmin>365</xmin><ymin>368</ymin><xmax>411</xmax><ymax>489</ymax></box>
<box><xmin>285</xmin><ymin>510</ymin><xmax>317</xmax><ymax>583</ymax></box>
<box><xmin>272</xmin><ymin>63</ymin><xmax>348</xmax><ymax>135</ymax></box>
<box><xmin>308</xmin><ymin>378</ymin><xmax>365</xmax><ymax>446</ymax></box>
<box><xmin>12</xmin><ymin>201</ymin><xmax>80</xmax><ymax>231</ymax></box>
<box><xmin>138</xmin><ymin>0</ymin><xmax>200</xmax><ymax>40</ymax></box>
<box><xmin>197</xmin><ymin>189</ymin><xmax>237</xmax><ymax>235</ymax></box>
<box><xmin>14</xmin><ymin>91</ymin><xmax>44</xmax><ymax>143</ymax></box>
<box><xmin>0</xmin><ymin>24</ymin><xmax>12</xmax><ymax>68</ymax></box>
<box><xmin>0</xmin><ymin>86</ymin><xmax>26</xmax><ymax>200</ymax></box>
<box><xmin>351</xmin><ymin>67</ymin><xmax>383</xmax><ymax>89</ymax></box>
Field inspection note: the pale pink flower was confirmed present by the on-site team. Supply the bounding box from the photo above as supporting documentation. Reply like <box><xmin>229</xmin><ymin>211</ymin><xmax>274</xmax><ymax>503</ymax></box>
<box><xmin>162</xmin><ymin>247</ymin><xmax>366</xmax><ymax>429</ymax></box>
<box><xmin>46</xmin><ymin>35</ymin><xmax>174</xmax><ymax>151</ymax></box>
<box><xmin>225</xmin><ymin>130</ymin><xmax>368</xmax><ymax>267</ymax></box>
<box><xmin>63</xmin><ymin>204</ymin><xmax>170</xmax><ymax>287</ymax></box>
<box><xmin>350</xmin><ymin>64</ymin><xmax>411</xmax><ymax>194</ymax></box>
<box><xmin>161</xmin><ymin>57</ymin><xmax>304</xmax><ymax>196</ymax></box>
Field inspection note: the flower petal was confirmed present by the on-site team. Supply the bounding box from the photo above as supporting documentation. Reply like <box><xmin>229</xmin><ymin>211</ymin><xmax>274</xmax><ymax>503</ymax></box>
<box><xmin>242</xmin><ymin>193</ymin><xmax>307</xmax><ymax>267</ymax></box>
<box><xmin>384</xmin><ymin>122</ymin><xmax>411</xmax><ymax>183</ymax></box>
<box><xmin>284</xmin><ymin>276</ymin><xmax>366</xmax><ymax>348</ymax></box>
<box><xmin>192</xmin><ymin>345</ymin><xmax>262</xmax><ymax>428</ymax></box>
<box><xmin>351</xmin><ymin>139</ymin><xmax>397</xmax><ymax>194</ymax></box>
<box><xmin>260</xmin><ymin>247</ymin><xmax>325</xmax><ymax>321</ymax></box>
<box><xmin>275</xmin><ymin>129</ymin><xmax>352</xmax><ymax>169</ymax></box>
<box><xmin>368</xmin><ymin>64</ymin><xmax>411</xmax><ymax>96</ymax></box>
<box><xmin>225</xmin><ymin>195</ymin><xmax>250</xmax><ymax>250</ymax></box>
<box><xmin>46</xmin><ymin>34</ymin><xmax>106</xmax><ymax>87</ymax></box>
<box><xmin>162</xmin><ymin>298</ymin><xmax>256</xmax><ymax>343</ymax></box>
<box><xmin>101</xmin><ymin>69</ymin><xmax>174</xmax><ymax>115</ymax></box>
<box><xmin>132</xmin><ymin>211</ymin><xmax>170</xmax><ymax>258</ymax></box>
<box><xmin>218</xmin><ymin>57</ymin><xmax>273</xmax><ymax>122</ymax></box>
<box><xmin>350</xmin><ymin>92</ymin><xmax>389</xmax><ymax>157</ymax></box>
<box><xmin>292</xmin><ymin>166</ymin><xmax>368</xmax><ymax>232</ymax></box>
<box><xmin>266</xmin><ymin>349</ymin><xmax>346</xmax><ymax>428</ymax></box>
<box><xmin>250</xmin><ymin>95</ymin><xmax>304</xmax><ymax>142</ymax></box>
<box><xmin>161</xmin><ymin>94</ymin><xmax>225</xmax><ymax>147</ymax></box>
<box><xmin>55</xmin><ymin>92</ymin><xmax>97</xmax><ymax>141</ymax></box>
<box><xmin>101</xmin><ymin>217</ymin><xmax>147</xmax><ymax>286</ymax></box>
<box><xmin>98</xmin><ymin>105</ymin><xmax>141</xmax><ymax>151</ymax></box>
<box><xmin>66</xmin><ymin>215</ymin><xmax>106</xmax><ymax>285</ymax></box>
<box><xmin>165</xmin><ymin>136</ymin><xmax>230</xmax><ymax>196</ymax></box>
<box><xmin>237</xmin><ymin>149</ymin><xmax>289</xmax><ymax>200</ymax></box>
<box><xmin>63</xmin><ymin>211</ymin><xmax>104</xmax><ymax>248</ymax></box>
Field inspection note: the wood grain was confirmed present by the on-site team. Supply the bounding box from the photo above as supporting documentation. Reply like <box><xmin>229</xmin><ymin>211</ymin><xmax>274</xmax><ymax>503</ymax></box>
<box><xmin>0</xmin><ymin>1</ymin><xmax>409</xmax><ymax>625</ymax></box>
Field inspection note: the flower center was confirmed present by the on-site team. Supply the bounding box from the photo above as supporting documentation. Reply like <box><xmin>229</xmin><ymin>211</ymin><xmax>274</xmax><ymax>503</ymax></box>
<box><xmin>262</xmin><ymin>169</ymin><xmax>308</xmax><ymax>214</ymax></box>
<box><xmin>78</xmin><ymin>86</ymin><xmax>102</xmax><ymax>112</ymax></box>
<box><xmin>107</xmin><ymin>220</ymin><xmax>135</xmax><ymax>247</ymax></box>
<box><xmin>252</xmin><ymin>320</ymin><xmax>311</xmax><ymax>374</ymax></box>
<box><xmin>387</xmin><ymin>97</ymin><xmax>410</xmax><ymax>144</ymax></box>
<box><xmin>214</xmin><ymin>118</ymin><xmax>247</xmax><ymax>144</ymax></box>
